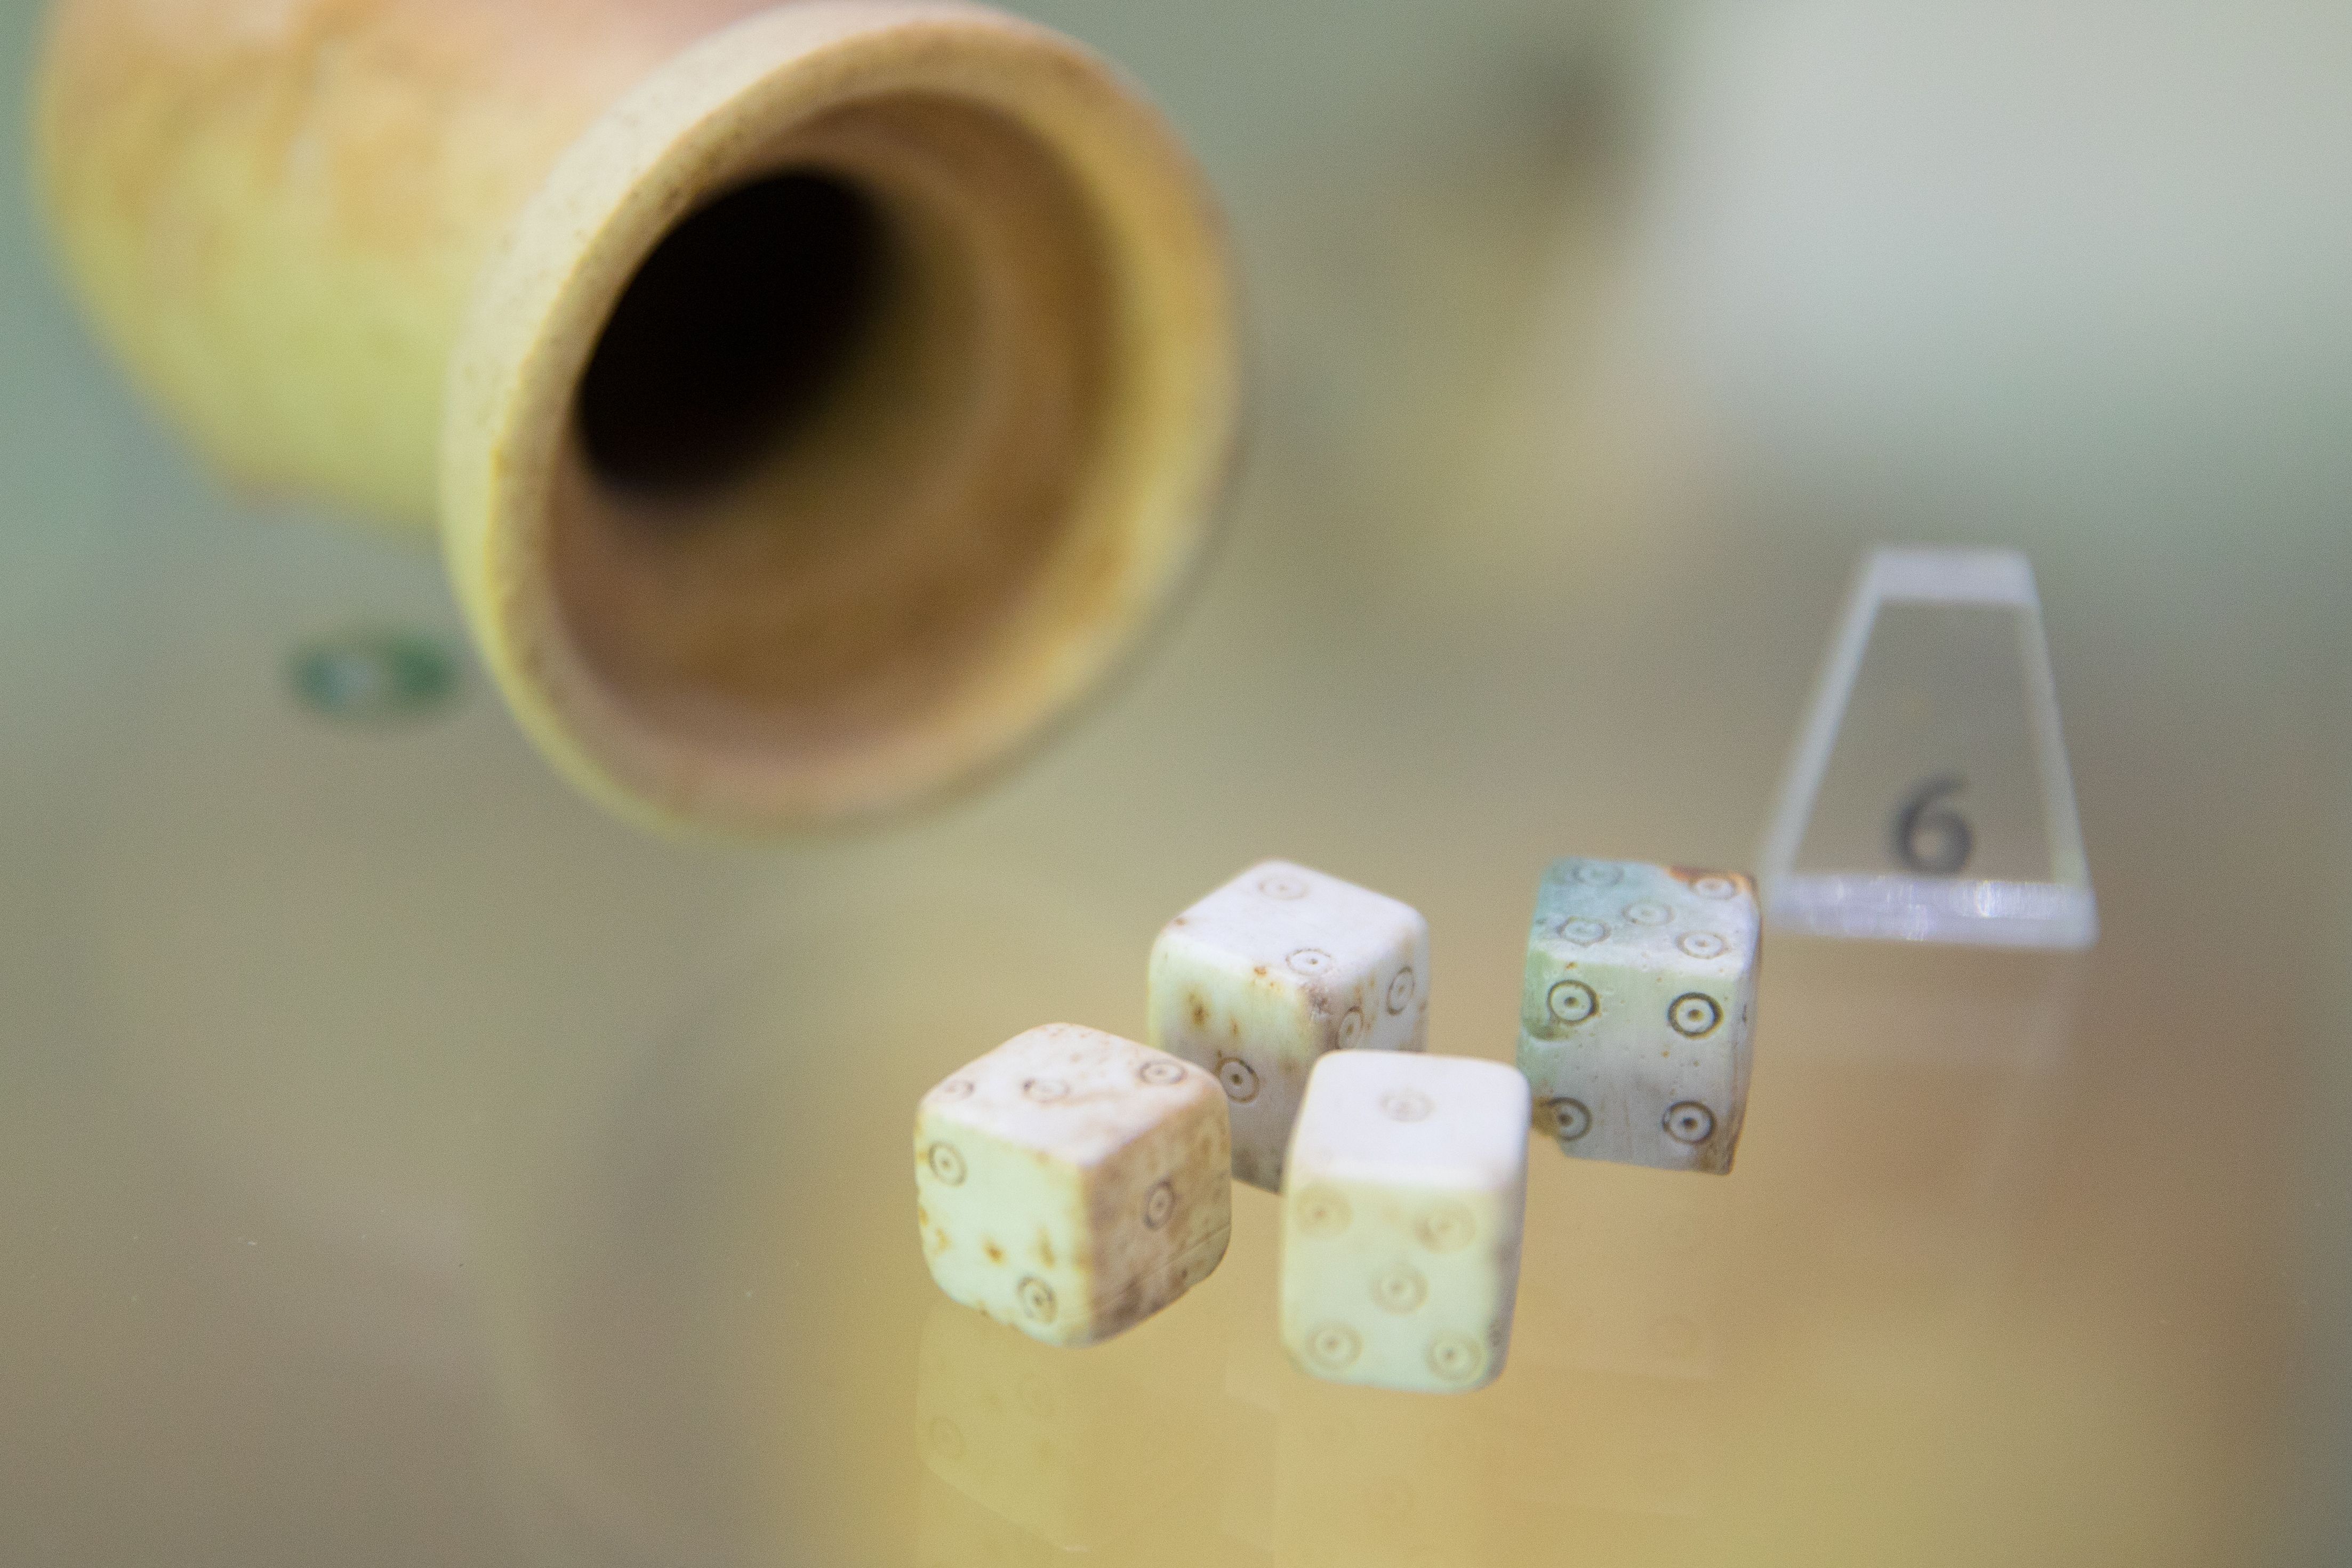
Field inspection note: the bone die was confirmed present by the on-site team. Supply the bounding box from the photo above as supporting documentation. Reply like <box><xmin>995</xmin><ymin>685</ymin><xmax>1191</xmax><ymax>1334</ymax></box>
<box><xmin>1149</xmin><ymin>860</ymin><xmax>1430</xmax><ymax>1190</ymax></box>
<box><xmin>1280</xmin><ymin>1050</ymin><xmax>1530</xmax><ymax>1394</ymax></box>
<box><xmin>914</xmin><ymin>1024</ymin><xmax>1232</xmax><ymax>1347</ymax></box>
<box><xmin>1518</xmin><ymin>859</ymin><xmax>1759</xmax><ymax>1174</ymax></box>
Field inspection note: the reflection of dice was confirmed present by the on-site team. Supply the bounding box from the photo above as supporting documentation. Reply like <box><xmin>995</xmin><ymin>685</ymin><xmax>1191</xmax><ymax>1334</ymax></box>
<box><xmin>1485</xmin><ymin>1363</ymin><xmax>1723</xmax><ymax>1520</ymax></box>
<box><xmin>914</xmin><ymin>1024</ymin><xmax>1232</xmax><ymax>1346</ymax></box>
<box><xmin>1515</xmin><ymin>1164</ymin><xmax>1724</xmax><ymax>1380</ymax></box>
<box><xmin>1518</xmin><ymin>859</ymin><xmax>1759</xmax><ymax>1174</ymax></box>
<box><xmin>1272</xmin><ymin>1381</ymin><xmax>1510</xmax><ymax>1564</ymax></box>
<box><xmin>1148</xmin><ymin>860</ymin><xmax>1430</xmax><ymax>1191</ymax></box>
<box><xmin>1279</xmin><ymin>1052</ymin><xmax>1529</xmax><ymax>1394</ymax></box>
<box><xmin>914</xmin><ymin>1300</ymin><xmax>1224</xmax><ymax>1553</ymax></box>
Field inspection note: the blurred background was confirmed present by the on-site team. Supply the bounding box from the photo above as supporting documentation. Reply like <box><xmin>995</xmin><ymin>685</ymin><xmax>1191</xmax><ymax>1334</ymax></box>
<box><xmin>4</xmin><ymin>0</ymin><xmax>2349</xmax><ymax>1563</ymax></box>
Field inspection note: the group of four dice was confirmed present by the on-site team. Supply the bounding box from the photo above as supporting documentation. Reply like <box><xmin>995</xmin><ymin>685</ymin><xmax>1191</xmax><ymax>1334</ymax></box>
<box><xmin>913</xmin><ymin>857</ymin><xmax>1760</xmax><ymax>1394</ymax></box>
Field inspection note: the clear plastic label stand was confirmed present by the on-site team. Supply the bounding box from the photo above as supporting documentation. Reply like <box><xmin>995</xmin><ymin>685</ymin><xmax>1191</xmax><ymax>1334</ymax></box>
<box><xmin>1757</xmin><ymin>548</ymin><xmax>2097</xmax><ymax>948</ymax></box>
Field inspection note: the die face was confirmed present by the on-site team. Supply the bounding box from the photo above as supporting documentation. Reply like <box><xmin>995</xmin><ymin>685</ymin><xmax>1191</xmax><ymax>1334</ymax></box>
<box><xmin>1521</xmin><ymin>1028</ymin><xmax>1746</xmax><ymax>1173</ymax></box>
<box><xmin>916</xmin><ymin>1108</ymin><xmax>1092</xmax><ymax>1344</ymax></box>
<box><xmin>1083</xmin><ymin>1089</ymin><xmax>1234</xmax><ymax>1337</ymax></box>
<box><xmin>914</xmin><ymin>1025</ymin><xmax>1232</xmax><ymax>1346</ymax></box>
<box><xmin>1147</xmin><ymin>860</ymin><xmax>1431</xmax><ymax>1192</ymax></box>
<box><xmin>1287</xmin><ymin>1050</ymin><xmax>1532</xmax><ymax>1191</ymax></box>
<box><xmin>1279</xmin><ymin>1052</ymin><xmax>1530</xmax><ymax>1394</ymax></box>
<box><xmin>924</xmin><ymin>1022</ymin><xmax>1207</xmax><ymax>1167</ymax></box>
<box><xmin>1518</xmin><ymin>860</ymin><xmax>1757</xmax><ymax>1174</ymax></box>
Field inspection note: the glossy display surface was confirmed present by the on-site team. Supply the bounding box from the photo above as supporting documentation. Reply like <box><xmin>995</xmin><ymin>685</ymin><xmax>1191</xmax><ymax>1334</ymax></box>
<box><xmin>4</xmin><ymin>1</ymin><xmax>2350</xmax><ymax>1564</ymax></box>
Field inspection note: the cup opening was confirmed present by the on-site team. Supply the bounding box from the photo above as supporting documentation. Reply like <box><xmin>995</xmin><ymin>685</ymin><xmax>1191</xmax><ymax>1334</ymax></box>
<box><xmin>544</xmin><ymin>93</ymin><xmax>1117</xmax><ymax>768</ymax></box>
<box><xmin>575</xmin><ymin>171</ymin><xmax>889</xmax><ymax>497</ymax></box>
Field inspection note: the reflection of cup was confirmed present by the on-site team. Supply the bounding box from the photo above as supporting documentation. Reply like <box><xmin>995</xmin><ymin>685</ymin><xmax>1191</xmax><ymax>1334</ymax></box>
<box><xmin>916</xmin><ymin>1299</ymin><xmax>1226</xmax><ymax>1553</ymax></box>
<box><xmin>467</xmin><ymin>849</ymin><xmax>1155</xmax><ymax>1562</ymax></box>
<box><xmin>69</xmin><ymin>514</ymin><xmax>750</xmax><ymax>1277</ymax></box>
<box><xmin>476</xmin><ymin>984</ymin><xmax>817</xmax><ymax>1568</ymax></box>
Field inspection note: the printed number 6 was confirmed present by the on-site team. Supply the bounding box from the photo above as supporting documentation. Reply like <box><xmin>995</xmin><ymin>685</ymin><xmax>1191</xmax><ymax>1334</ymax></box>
<box><xmin>1892</xmin><ymin>773</ymin><xmax>1972</xmax><ymax>876</ymax></box>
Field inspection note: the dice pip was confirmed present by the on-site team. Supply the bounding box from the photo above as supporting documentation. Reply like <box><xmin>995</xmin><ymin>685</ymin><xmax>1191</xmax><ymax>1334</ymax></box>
<box><xmin>914</xmin><ymin>1024</ymin><xmax>1232</xmax><ymax>1347</ymax></box>
<box><xmin>1518</xmin><ymin>859</ymin><xmax>1759</xmax><ymax>1173</ymax></box>
<box><xmin>1279</xmin><ymin>1051</ymin><xmax>1529</xmax><ymax>1394</ymax></box>
<box><xmin>1148</xmin><ymin>860</ymin><xmax>1430</xmax><ymax>1190</ymax></box>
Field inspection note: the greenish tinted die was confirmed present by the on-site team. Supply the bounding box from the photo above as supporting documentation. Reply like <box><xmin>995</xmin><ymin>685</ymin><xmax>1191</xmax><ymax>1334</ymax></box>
<box><xmin>1517</xmin><ymin>858</ymin><xmax>1759</xmax><ymax>1173</ymax></box>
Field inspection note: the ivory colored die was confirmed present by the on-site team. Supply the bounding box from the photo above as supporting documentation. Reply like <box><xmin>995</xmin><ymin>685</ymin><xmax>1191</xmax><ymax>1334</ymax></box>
<box><xmin>1518</xmin><ymin>859</ymin><xmax>1759</xmax><ymax>1174</ymax></box>
<box><xmin>914</xmin><ymin>1025</ymin><xmax>1232</xmax><ymax>1347</ymax></box>
<box><xmin>1280</xmin><ymin>1052</ymin><xmax>1530</xmax><ymax>1394</ymax></box>
<box><xmin>1149</xmin><ymin>861</ymin><xmax>1430</xmax><ymax>1190</ymax></box>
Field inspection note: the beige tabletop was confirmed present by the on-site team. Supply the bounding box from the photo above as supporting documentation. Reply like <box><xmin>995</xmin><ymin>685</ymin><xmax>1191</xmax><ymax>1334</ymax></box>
<box><xmin>3</xmin><ymin>1</ymin><xmax>2349</xmax><ymax>1564</ymax></box>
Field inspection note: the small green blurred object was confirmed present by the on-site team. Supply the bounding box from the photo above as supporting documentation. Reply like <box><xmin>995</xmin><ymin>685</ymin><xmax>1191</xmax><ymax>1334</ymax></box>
<box><xmin>288</xmin><ymin>630</ymin><xmax>463</xmax><ymax>721</ymax></box>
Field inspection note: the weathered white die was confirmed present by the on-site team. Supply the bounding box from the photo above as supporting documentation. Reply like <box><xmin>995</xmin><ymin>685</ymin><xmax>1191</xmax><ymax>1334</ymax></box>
<box><xmin>914</xmin><ymin>1024</ymin><xmax>1232</xmax><ymax>1347</ymax></box>
<box><xmin>1148</xmin><ymin>860</ymin><xmax>1430</xmax><ymax>1191</ymax></box>
<box><xmin>1279</xmin><ymin>1051</ymin><xmax>1529</xmax><ymax>1394</ymax></box>
<box><xmin>1518</xmin><ymin>859</ymin><xmax>1759</xmax><ymax>1173</ymax></box>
